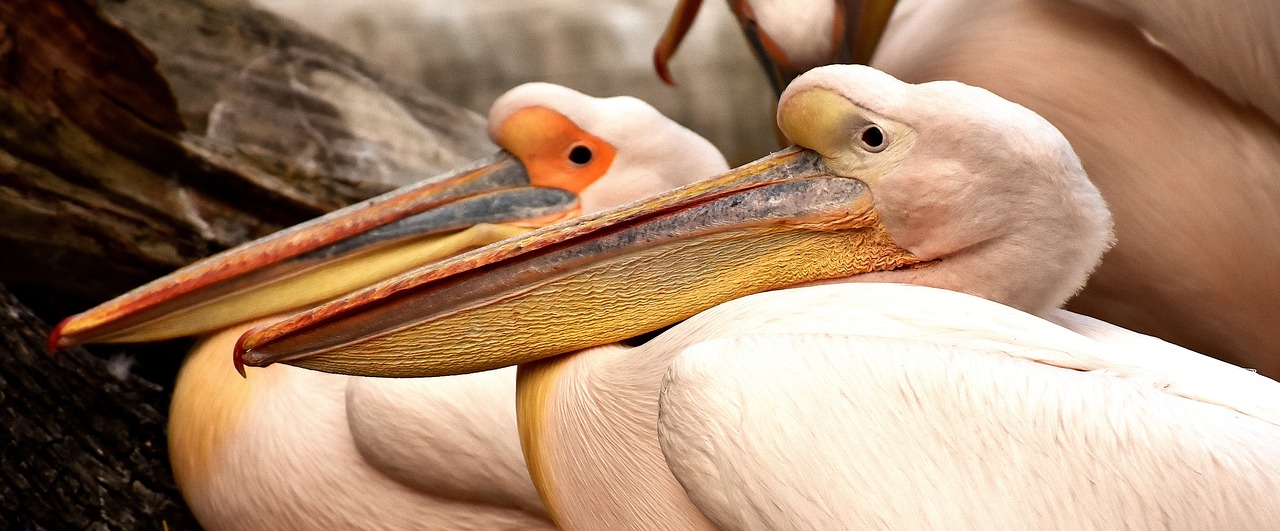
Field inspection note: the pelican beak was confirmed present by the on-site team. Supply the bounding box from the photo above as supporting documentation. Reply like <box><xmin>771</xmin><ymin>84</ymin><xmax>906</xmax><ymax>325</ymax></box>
<box><xmin>235</xmin><ymin>145</ymin><xmax>924</xmax><ymax>378</ymax></box>
<box><xmin>653</xmin><ymin>0</ymin><xmax>705</xmax><ymax>85</ymax></box>
<box><xmin>48</xmin><ymin>152</ymin><xmax>580</xmax><ymax>351</ymax></box>
<box><xmin>655</xmin><ymin>0</ymin><xmax>897</xmax><ymax>96</ymax></box>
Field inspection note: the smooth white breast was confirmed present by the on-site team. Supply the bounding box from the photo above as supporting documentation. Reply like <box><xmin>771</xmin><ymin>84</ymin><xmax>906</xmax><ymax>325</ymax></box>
<box><xmin>656</xmin><ymin>284</ymin><xmax>1280</xmax><ymax>529</ymax></box>
<box><xmin>171</xmin><ymin>325</ymin><xmax>554</xmax><ymax>530</ymax></box>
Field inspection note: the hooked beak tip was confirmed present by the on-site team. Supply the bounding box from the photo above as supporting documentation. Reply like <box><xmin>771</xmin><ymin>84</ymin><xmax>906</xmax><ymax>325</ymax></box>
<box><xmin>653</xmin><ymin>49</ymin><xmax>677</xmax><ymax>85</ymax></box>
<box><xmin>233</xmin><ymin>332</ymin><xmax>254</xmax><ymax>377</ymax></box>
<box><xmin>47</xmin><ymin>316</ymin><xmax>75</xmax><ymax>357</ymax></box>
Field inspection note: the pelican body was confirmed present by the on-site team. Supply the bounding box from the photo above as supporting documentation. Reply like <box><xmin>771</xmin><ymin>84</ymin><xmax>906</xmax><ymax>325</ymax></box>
<box><xmin>656</xmin><ymin>0</ymin><xmax>1280</xmax><ymax>378</ymax></box>
<box><xmin>658</xmin><ymin>283</ymin><xmax>1280</xmax><ymax>529</ymax></box>
<box><xmin>237</xmin><ymin>65</ymin><xmax>1280</xmax><ymax>529</ymax></box>
<box><xmin>51</xmin><ymin>82</ymin><xmax>727</xmax><ymax>529</ymax></box>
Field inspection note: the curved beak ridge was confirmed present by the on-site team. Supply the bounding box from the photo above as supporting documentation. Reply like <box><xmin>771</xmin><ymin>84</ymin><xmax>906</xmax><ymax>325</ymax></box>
<box><xmin>235</xmin><ymin>147</ymin><xmax>923</xmax><ymax>378</ymax></box>
<box><xmin>49</xmin><ymin>152</ymin><xmax>579</xmax><ymax>350</ymax></box>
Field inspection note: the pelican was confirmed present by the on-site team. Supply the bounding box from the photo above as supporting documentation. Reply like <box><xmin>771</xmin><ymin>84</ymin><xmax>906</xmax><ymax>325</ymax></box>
<box><xmin>49</xmin><ymin>82</ymin><xmax>728</xmax><ymax>529</ymax></box>
<box><xmin>237</xmin><ymin>65</ymin><xmax>1280</xmax><ymax>528</ymax></box>
<box><xmin>655</xmin><ymin>0</ymin><xmax>1280</xmax><ymax>377</ymax></box>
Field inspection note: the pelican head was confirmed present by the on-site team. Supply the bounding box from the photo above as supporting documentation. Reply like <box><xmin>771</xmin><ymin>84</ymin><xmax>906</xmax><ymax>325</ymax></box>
<box><xmin>490</xmin><ymin>82</ymin><xmax>728</xmax><ymax>214</ymax></box>
<box><xmin>48</xmin><ymin>82</ymin><xmax>727</xmax><ymax>350</ymax></box>
<box><xmin>235</xmin><ymin>64</ymin><xmax>1112</xmax><ymax>377</ymax></box>
<box><xmin>780</xmin><ymin>65</ymin><xmax>1113</xmax><ymax>314</ymax></box>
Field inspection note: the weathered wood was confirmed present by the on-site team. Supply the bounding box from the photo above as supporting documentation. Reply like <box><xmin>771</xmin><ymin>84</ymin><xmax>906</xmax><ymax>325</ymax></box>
<box><xmin>0</xmin><ymin>283</ymin><xmax>201</xmax><ymax>530</ymax></box>
<box><xmin>0</xmin><ymin>0</ymin><xmax>498</xmax><ymax>527</ymax></box>
<box><xmin>1</xmin><ymin>0</ymin><xmax>494</xmax><ymax>321</ymax></box>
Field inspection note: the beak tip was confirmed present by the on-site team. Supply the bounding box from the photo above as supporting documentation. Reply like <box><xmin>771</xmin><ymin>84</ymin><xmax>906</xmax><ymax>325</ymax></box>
<box><xmin>653</xmin><ymin>50</ymin><xmax>677</xmax><ymax>86</ymax></box>
<box><xmin>47</xmin><ymin>316</ymin><xmax>76</xmax><ymax>357</ymax></box>
<box><xmin>232</xmin><ymin>333</ymin><xmax>254</xmax><ymax>377</ymax></box>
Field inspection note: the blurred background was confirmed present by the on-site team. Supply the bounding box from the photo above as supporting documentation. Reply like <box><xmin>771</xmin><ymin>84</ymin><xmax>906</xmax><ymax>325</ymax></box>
<box><xmin>254</xmin><ymin>0</ymin><xmax>780</xmax><ymax>165</ymax></box>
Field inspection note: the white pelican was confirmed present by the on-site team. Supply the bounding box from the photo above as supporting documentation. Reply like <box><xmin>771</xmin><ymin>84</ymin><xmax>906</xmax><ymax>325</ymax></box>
<box><xmin>654</xmin><ymin>0</ymin><xmax>1280</xmax><ymax>377</ymax></box>
<box><xmin>658</xmin><ymin>283</ymin><xmax>1280</xmax><ymax>529</ymax></box>
<box><xmin>49</xmin><ymin>83</ymin><xmax>728</xmax><ymax>529</ymax></box>
<box><xmin>237</xmin><ymin>65</ymin><xmax>1280</xmax><ymax>528</ymax></box>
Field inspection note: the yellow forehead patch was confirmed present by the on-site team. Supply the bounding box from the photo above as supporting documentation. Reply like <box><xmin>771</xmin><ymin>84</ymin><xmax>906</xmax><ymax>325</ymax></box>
<box><xmin>778</xmin><ymin>87</ymin><xmax>914</xmax><ymax>182</ymax></box>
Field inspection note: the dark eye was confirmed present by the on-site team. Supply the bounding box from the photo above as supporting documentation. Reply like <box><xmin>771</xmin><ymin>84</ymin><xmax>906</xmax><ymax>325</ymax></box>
<box><xmin>568</xmin><ymin>145</ymin><xmax>593</xmax><ymax>165</ymax></box>
<box><xmin>859</xmin><ymin>126</ymin><xmax>887</xmax><ymax>152</ymax></box>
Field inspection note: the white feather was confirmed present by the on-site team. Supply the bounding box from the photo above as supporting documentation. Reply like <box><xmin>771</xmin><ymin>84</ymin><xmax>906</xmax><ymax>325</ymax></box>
<box><xmin>659</xmin><ymin>284</ymin><xmax>1280</xmax><ymax>529</ymax></box>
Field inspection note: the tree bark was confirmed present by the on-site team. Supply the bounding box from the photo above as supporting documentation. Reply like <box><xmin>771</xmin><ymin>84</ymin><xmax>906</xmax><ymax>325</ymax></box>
<box><xmin>1</xmin><ymin>0</ymin><xmax>494</xmax><ymax>322</ymax></box>
<box><xmin>0</xmin><ymin>283</ymin><xmax>201</xmax><ymax>530</ymax></box>
<box><xmin>0</xmin><ymin>0</ymin><xmax>495</xmax><ymax>528</ymax></box>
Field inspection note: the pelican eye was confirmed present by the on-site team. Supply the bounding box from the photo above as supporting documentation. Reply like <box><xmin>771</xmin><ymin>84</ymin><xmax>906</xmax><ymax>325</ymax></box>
<box><xmin>858</xmin><ymin>126</ymin><xmax>887</xmax><ymax>152</ymax></box>
<box><xmin>568</xmin><ymin>144</ymin><xmax>593</xmax><ymax>165</ymax></box>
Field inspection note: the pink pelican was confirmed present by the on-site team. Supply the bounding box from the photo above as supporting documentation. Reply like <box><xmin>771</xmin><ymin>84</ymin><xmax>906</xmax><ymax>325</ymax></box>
<box><xmin>50</xmin><ymin>82</ymin><xmax>728</xmax><ymax>529</ymax></box>
<box><xmin>654</xmin><ymin>0</ymin><xmax>1280</xmax><ymax>377</ymax></box>
<box><xmin>238</xmin><ymin>65</ymin><xmax>1280</xmax><ymax>528</ymax></box>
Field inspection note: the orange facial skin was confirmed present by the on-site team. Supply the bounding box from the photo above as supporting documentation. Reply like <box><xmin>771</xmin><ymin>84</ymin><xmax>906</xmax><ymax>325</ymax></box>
<box><xmin>495</xmin><ymin>107</ymin><xmax>618</xmax><ymax>195</ymax></box>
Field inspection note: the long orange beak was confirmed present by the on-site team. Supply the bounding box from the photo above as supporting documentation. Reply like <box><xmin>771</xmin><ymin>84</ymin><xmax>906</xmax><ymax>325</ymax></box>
<box><xmin>235</xmin><ymin>146</ymin><xmax>923</xmax><ymax>378</ymax></box>
<box><xmin>49</xmin><ymin>152</ymin><xmax>579</xmax><ymax>350</ymax></box>
<box><xmin>654</xmin><ymin>0</ymin><xmax>898</xmax><ymax>96</ymax></box>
